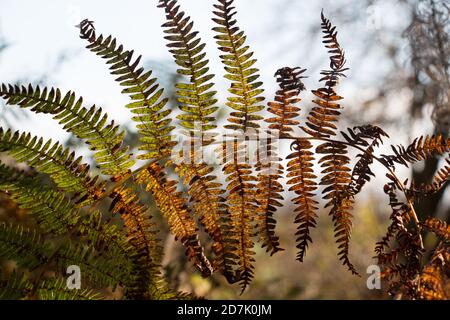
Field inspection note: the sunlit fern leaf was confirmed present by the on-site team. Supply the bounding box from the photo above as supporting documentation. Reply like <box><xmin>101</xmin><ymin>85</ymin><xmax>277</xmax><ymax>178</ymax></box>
<box><xmin>157</xmin><ymin>0</ymin><xmax>230</xmax><ymax>274</ymax></box>
<box><xmin>286</xmin><ymin>139</ymin><xmax>318</xmax><ymax>261</ymax></box>
<box><xmin>213</xmin><ymin>0</ymin><xmax>265</xmax><ymax>133</ymax></box>
<box><xmin>217</xmin><ymin>138</ymin><xmax>257</xmax><ymax>292</ymax></box>
<box><xmin>254</xmin><ymin>134</ymin><xmax>284</xmax><ymax>256</ymax></box>
<box><xmin>0</xmin><ymin>164</ymin><xmax>80</xmax><ymax>235</ymax></box>
<box><xmin>266</xmin><ymin>67</ymin><xmax>307</xmax><ymax>138</ymax></box>
<box><xmin>0</xmin><ymin>128</ymin><xmax>104</xmax><ymax>206</ymax></box>
<box><xmin>108</xmin><ymin>186</ymin><xmax>166</xmax><ymax>299</ymax></box>
<box><xmin>381</xmin><ymin>134</ymin><xmax>450</xmax><ymax>168</ymax></box>
<box><xmin>0</xmin><ymin>84</ymin><xmax>135</xmax><ymax>177</ymax></box>
<box><xmin>36</xmin><ymin>278</ymin><xmax>104</xmax><ymax>300</ymax></box>
<box><xmin>78</xmin><ymin>19</ymin><xmax>176</xmax><ymax>162</ymax></box>
<box><xmin>158</xmin><ymin>0</ymin><xmax>219</xmax><ymax>144</ymax></box>
<box><xmin>407</xmin><ymin>157</ymin><xmax>449</xmax><ymax>197</ymax></box>
<box><xmin>135</xmin><ymin>163</ymin><xmax>213</xmax><ymax>278</ymax></box>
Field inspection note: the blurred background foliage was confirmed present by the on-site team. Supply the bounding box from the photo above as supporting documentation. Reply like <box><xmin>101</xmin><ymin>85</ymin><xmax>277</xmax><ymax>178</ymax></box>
<box><xmin>0</xmin><ymin>0</ymin><xmax>449</xmax><ymax>299</ymax></box>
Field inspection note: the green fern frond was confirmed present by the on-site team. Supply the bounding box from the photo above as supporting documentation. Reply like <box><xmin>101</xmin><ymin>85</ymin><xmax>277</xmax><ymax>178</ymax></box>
<box><xmin>78</xmin><ymin>19</ymin><xmax>176</xmax><ymax>161</ymax></box>
<box><xmin>36</xmin><ymin>278</ymin><xmax>104</xmax><ymax>300</ymax></box>
<box><xmin>213</xmin><ymin>0</ymin><xmax>265</xmax><ymax>133</ymax></box>
<box><xmin>0</xmin><ymin>271</ymin><xmax>32</xmax><ymax>300</ymax></box>
<box><xmin>0</xmin><ymin>84</ymin><xmax>134</xmax><ymax>176</ymax></box>
<box><xmin>159</xmin><ymin>0</ymin><xmax>218</xmax><ymax>144</ymax></box>
<box><xmin>0</xmin><ymin>222</ymin><xmax>51</xmax><ymax>270</ymax></box>
<box><xmin>0</xmin><ymin>128</ymin><xmax>103</xmax><ymax>205</ymax></box>
<box><xmin>0</xmin><ymin>163</ymin><xmax>80</xmax><ymax>235</ymax></box>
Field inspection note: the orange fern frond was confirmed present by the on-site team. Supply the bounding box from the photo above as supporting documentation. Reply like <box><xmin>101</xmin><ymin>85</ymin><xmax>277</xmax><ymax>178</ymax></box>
<box><xmin>382</xmin><ymin>134</ymin><xmax>450</xmax><ymax>168</ymax></box>
<box><xmin>218</xmin><ymin>138</ymin><xmax>257</xmax><ymax>292</ymax></box>
<box><xmin>135</xmin><ymin>162</ymin><xmax>213</xmax><ymax>277</ymax></box>
<box><xmin>286</xmin><ymin>139</ymin><xmax>318</xmax><ymax>262</ymax></box>
<box><xmin>266</xmin><ymin>67</ymin><xmax>306</xmax><ymax>138</ymax></box>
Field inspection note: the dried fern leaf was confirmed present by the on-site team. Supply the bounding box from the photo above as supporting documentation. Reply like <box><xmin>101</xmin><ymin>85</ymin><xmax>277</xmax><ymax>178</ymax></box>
<box><xmin>108</xmin><ymin>186</ymin><xmax>167</xmax><ymax>299</ymax></box>
<box><xmin>0</xmin><ymin>84</ymin><xmax>134</xmax><ymax>176</ymax></box>
<box><xmin>286</xmin><ymin>139</ymin><xmax>319</xmax><ymax>261</ymax></box>
<box><xmin>266</xmin><ymin>67</ymin><xmax>307</xmax><ymax>138</ymax></box>
<box><xmin>218</xmin><ymin>138</ymin><xmax>257</xmax><ymax>292</ymax></box>
<box><xmin>135</xmin><ymin>162</ymin><xmax>213</xmax><ymax>277</ymax></box>
<box><xmin>422</xmin><ymin>217</ymin><xmax>450</xmax><ymax>241</ymax></box>
<box><xmin>381</xmin><ymin>134</ymin><xmax>450</xmax><ymax>168</ymax></box>
<box><xmin>255</xmin><ymin>135</ymin><xmax>284</xmax><ymax>255</ymax></box>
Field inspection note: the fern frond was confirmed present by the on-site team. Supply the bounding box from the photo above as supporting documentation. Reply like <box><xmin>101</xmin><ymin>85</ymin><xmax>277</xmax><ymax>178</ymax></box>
<box><xmin>0</xmin><ymin>128</ymin><xmax>103</xmax><ymax>205</ymax></box>
<box><xmin>0</xmin><ymin>84</ymin><xmax>134</xmax><ymax>176</ymax></box>
<box><xmin>0</xmin><ymin>271</ymin><xmax>32</xmax><ymax>300</ymax></box>
<box><xmin>302</xmin><ymin>12</ymin><xmax>347</xmax><ymax>139</ymax></box>
<box><xmin>218</xmin><ymin>139</ymin><xmax>257</xmax><ymax>291</ymax></box>
<box><xmin>255</xmin><ymin>135</ymin><xmax>284</xmax><ymax>255</ymax></box>
<box><xmin>422</xmin><ymin>217</ymin><xmax>450</xmax><ymax>241</ymax></box>
<box><xmin>266</xmin><ymin>67</ymin><xmax>307</xmax><ymax>138</ymax></box>
<box><xmin>341</xmin><ymin>125</ymin><xmax>389</xmax><ymax>195</ymax></box>
<box><xmin>159</xmin><ymin>0</ymin><xmax>218</xmax><ymax>145</ymax></box>
<box><xmin>36</xmin><ymin>278</ymin><xmax>104</xmax><ymax>300</ymax></box>
<box><xmin>174</xmin><ymin>159</ymin><xmax>228</xmax><ymax>272</ymax></box>
<box><xmin>108</xmin><ymin>186</ymin><xmax>166</xmax><ymax>299</ymax></box>
<box><xmin>318</xmin><ymin>141</ymin><xmax>357</xmax><ymax>274</ymax></box>
<box><xmin>286</xmin><ymin>139</ymin><xmax>318</xmax><ymax>261</ymax></box>
<box><xmin>0</xmin><ymin>222</ymin><xmax>51</xmax><ymax>270</ymax></box>
<box><xmin>0</xmin><ymin>164</ymin><xmax>79</xmax><ymax>235</ymax></box>
<box><xmin>135</xmin><ymin>163</ymin><xmax>213</xmax><ymax>277</ymax></box>
<box><xmin>213</xmin><ymin>0</ymin><xmax>265</xmax><ymax>133</ymax></box>
<box><xmin>78</xmin><ymin>19</ymin><xmax>176</xmax><ymax>161</ymax></box>
<box><xmin>381</xmin><ymin>134</ymin><xmax>450</xmax><ymax>168</ymax></box>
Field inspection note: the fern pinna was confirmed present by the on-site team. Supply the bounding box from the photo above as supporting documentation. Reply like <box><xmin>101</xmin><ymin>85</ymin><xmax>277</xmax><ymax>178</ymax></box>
<box><xmin>0</xmin><ymin>0</ymin><xmax>449</xmax><ymax>300</ymax></box>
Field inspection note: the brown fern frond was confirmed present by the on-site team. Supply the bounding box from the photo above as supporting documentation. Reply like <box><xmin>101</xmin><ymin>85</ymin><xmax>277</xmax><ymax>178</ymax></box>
<box><xmin>422</xmin><ymin>217</ymin><xmax>450</xmax><ymax>241</ymax></box>
<box><xmin>286</xmin><ymin>139</ymin><xmax>318</xmax><ymax>261</ymax></box>
<box><xmin>135</xmin><ymin>162</ymin><xmax>213</xmax><ymax>277</ymax></box>
<box><xmin>376</xmin><ymin>182</ymin><xmax>425</xmax><ymax>298</ymax></box>
<box><xmin>173</xmin><ymin>156</ymin><xmax>228</xmax><ymax>272</ymax></box>
<box><xmin>108</xmin><ymin>186</ymin><xmax>164</xmax><ymax>298</ymax></box>
<box><xmin>254</xmin><ymin>135</ymin><xmax>284</xmax><ymax>256</ymax></box>
<box><xmin>218</xmin><ymin>138</ymin><xmax>257</xmax><ymax>292</ymax></box>
<box><xmin>317</xmin><ymin>141</ymin><xmax>358</xmax><ymax>274</ymax></box>
<box><xmin>381</xmin><ymin>134</ymin><xmax>450</xmax><ymax>168</ymax></box>
<box><xmin>341</xmin><ymin>125</ymin><xmax>389</xmax><ymax>195</ymax></box>
<box><xmin>266</xmin><ymin>67</ymin><xmax>307</xmax><ymax>138</ymax></box>
<box><xmin>301</xmin><ymin>12</ymin><xmax>348</xmax><ymax>139</ymax></box>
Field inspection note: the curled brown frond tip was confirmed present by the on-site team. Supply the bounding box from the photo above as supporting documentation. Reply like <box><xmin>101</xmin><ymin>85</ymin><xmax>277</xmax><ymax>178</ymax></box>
<box><xmin>274</xmin><ymin>67</ymin><xmax>307</xmax><ymax>92</ymax></box>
